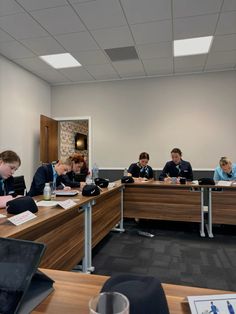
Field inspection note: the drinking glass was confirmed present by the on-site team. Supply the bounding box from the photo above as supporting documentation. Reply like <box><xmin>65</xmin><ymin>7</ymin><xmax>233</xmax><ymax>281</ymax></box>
<box><xmin>50</xmin><ymin>181</ymin><xmax>57</xmax><ymax>199</ymax></box>
<box><xmin>89</xmin><ymin>292</ymin><xmax>129</xmax><ymax>314</ymax></box>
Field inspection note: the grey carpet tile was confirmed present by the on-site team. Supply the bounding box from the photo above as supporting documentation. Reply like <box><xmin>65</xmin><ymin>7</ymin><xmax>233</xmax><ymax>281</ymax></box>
<box><xmin>90</xmin><ymin>219</ymin><xmax>236</xmax><ymax>291</ymax></box>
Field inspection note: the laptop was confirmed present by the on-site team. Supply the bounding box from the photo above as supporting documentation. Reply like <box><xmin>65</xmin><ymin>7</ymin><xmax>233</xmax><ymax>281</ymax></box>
<box><xmin>0</xmin><ymin>237</ymin><xmax>54</xmax><ymax>314</ymax></box>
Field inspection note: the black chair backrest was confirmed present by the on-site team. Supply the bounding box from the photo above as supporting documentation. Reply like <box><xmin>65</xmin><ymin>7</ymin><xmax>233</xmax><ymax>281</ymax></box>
<box><xmin>13</xmin><ymin>175</ymin><xmax>26</xmax><ymax>196</ymax></box>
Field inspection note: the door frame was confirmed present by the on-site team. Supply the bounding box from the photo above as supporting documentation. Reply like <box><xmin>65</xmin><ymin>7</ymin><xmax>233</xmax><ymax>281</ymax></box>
<box><xmin>53</xmin><ymin>116</ymin><xmax>92</xmax><ymax>170</ymax></box>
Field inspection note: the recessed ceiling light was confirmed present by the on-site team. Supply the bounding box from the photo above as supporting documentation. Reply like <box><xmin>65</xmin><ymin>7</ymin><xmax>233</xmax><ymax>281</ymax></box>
<box><xmin>39</xmin><ymin>53</ymin><xmax>81</xmax><ymax>69</ymax></box>
<box><xmin>174</xmin><ymin>36</ymin><xmax>213</xmax><ymax>57</ymax></box>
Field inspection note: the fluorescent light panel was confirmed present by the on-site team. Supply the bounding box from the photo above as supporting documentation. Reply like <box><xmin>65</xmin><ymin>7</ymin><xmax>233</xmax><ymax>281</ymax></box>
<box><xmin>174</xmin><ymin>36</ymin><xmax>213</xmax><ymax>57</ymax></box>
<box><xmin>39</xmin><ymin>53</ymin><xmax>81</xmax><ymax>69</ymax></box>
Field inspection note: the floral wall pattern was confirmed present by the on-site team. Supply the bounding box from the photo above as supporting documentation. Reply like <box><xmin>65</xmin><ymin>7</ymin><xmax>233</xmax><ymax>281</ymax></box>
<box><xmin>59</xmin><ymin>120</ymin><xmax>88</xmax><ymax>164</ymax></box>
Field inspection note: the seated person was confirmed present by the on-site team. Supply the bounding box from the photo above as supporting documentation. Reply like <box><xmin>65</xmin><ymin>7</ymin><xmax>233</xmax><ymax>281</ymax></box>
<box><xmin>159</xmin><ymin>148</ymin><xmax>193</xmax><ymax>182</ymax></box>
<box><xmin>28</xmin><ymin>158</ymin><xmax>72</xmax><ymax>197</ymax></box>
<box><xmin>80</xmin><ymin>155</ymin><xmax>89</xmax><ymax>177</ymax></box>
<box><xmin>213</xmin><ymin>157</ymin><xmax>236</xmax><ymax>181</ymax></box>
<box><xmin>128</xmin><ymin>152</ymin><xmax>154</xmax><ymax>180</ymax></box>
<box><xmin>0</xmin><ymin>150</ymin><xmax>21</xmax><ymax>208</ymax></box>
<box><xmin>61</xmin><ymin>153</ymin><xmax>86</xmax><ymax>188</ymax></box>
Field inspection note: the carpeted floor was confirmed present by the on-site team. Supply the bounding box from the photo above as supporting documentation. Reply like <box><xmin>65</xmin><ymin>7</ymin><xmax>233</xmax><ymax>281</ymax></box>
<box><xmin>91</xmin><ymin>219</ymin><xmax>236</xmax><ymax>291</ymax></box>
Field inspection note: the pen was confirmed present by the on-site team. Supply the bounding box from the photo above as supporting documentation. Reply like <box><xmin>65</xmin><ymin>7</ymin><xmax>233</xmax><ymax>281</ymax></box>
<box><xmin>61</xmin><ymin>182</ymin><xmax>66</xmax><ymax>188</ymax></box>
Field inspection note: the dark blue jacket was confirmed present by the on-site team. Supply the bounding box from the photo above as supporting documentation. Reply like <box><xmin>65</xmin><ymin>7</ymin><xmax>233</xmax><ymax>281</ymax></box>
<box><xmin>128</xmin><ymin>163</ymin><xmax>154</xmax><ymax>179</ymax></box>
<box><xmin>0</xmin><ymin>176</ymin><xmax>15</xmax><ymax>196</ymax></box>
<box><xmin>28</xmin><ymin>164</ymin><xmax>63</xmax><ymax>197</ymax></box>
<box><xmin>159</xmin><ymin>160</ymin><xmax>193</xmax><ymax>181</ymax></box>
<box><xmin>61</xmin><ymin>171</ymin><xmax>81</xmax><ymax>188</ymax></box>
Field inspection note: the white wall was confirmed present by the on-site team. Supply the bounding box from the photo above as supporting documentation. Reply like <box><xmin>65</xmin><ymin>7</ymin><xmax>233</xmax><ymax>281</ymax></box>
<box><xmin>52</xmin><ymin>71</ymin><xmax>236</xmax><ymax>170</ymax></box>
<box><xmin>0</xmin><ymin>56</ymin><xmax>51</xmax><ymax>188</ymax></box>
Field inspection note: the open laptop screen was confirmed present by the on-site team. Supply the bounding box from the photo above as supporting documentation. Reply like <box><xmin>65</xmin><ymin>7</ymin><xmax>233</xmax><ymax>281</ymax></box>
<box><xmin>0</xmin><ymin>237</ymin><xmax>45</xmax><ymax>314</ymax></box>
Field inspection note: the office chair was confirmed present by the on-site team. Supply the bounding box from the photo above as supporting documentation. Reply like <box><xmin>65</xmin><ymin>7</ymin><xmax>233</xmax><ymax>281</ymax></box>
<box><xmin>13</xmin><ymin>175</ymin><xmax>27</xmax><ymax>196</ymax></box>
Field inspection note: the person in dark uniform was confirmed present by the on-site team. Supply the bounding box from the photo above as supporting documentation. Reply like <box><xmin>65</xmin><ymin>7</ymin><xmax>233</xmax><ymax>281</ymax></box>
<box><xmin>61</xmin><ymin>153</ymin><xmax>87</xmax><ymax>189</ymax></box>
<box><xmin>159</xmin><ymin>148</ymin><xmax>193</xmax><ymax>182</ymax></box>
<box><xmin>128</xmin><ymin>152</ymin><xmax>154</xmax><ymax>180</ymax></box>
<box><xmin>28</xmin><ymin>158</ymin><xmax>72</xmax><ymax>197</ymax></box>
<box><xmin>0</xmin><ymin>150</ymin><xmax>21</xmax><ymax>208</ymax></box>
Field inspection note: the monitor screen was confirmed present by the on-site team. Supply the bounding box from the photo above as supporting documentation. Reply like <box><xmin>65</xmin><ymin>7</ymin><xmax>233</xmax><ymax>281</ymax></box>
<box><xmin>75</xmin><ymin>132</ymin><xmax>87</xmax><ymax>150</ymax></box>
<box><xmin>0</xmin><ymin>238</ymin><xmax>45</xmax><ymax>314</ymax></box>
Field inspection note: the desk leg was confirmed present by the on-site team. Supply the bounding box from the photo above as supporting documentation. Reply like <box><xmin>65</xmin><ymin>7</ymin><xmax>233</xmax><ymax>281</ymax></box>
<box><xmin>206</xmin><ymin>188</ymin><xmax>214</xmax><ymax>238</ymax></box>
<box><xmin>200</xmin><ymin>187</ymin><xmax>205</xmax><ymax>237</ymax></box>
<box><xmin>82</xmin><ymin>202</ymin><xmax>95</xmax><ymax>273</ymax></box>
<box><xmin>112</xmin><ymin>187</ymin><xmax>125</xmax><ymax>233</ymax></box>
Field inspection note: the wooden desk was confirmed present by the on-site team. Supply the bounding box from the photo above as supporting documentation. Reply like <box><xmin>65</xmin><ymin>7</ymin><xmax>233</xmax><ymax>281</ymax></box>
<box><xmin>0</xmin><ymin>197</ymin><xmax>88</xmax><ymax>270</ymax></box>
<box><xmin>0</xmin><ymin>183</ymin><xmax>123</xmax><ymax>272</ymax></box>
<box><xmin>124</xmin><ymin>181</ymin><xmax>204</xmax><ymax>236</ymax></box>
<box><xmin>207</xmin><ymin>184</ymin><xmax>236</xmax><ymax>237</ymax></box>
<box><xmin>33</xmin><ymin>269</ymin><xmax>234</xmax><ymax>314</ymax></box>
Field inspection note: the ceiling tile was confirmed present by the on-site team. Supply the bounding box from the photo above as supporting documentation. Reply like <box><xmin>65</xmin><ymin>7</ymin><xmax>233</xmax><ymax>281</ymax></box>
<box><xmin>69</xmin><ymin>0</ymin><xmax>96</xmax><ymax>3</ymax></box>
<box><xmin>205</xmin><ymin>63</ymin><xmax>235</xmax><ymax>71</ymax></box>
<box><xmin>0</xmin><ymin>40</ymin><xmax>35</xmax><ymax>59</ymax></box>
<box><xmin>72</xmin><ymin>0</ymin><xmax>127</xmax><ymax>30</ymax></box>
<box><xmin>33</xmin><ymin>68</ymin><xmax>70</xmax><ymax>84</ymax></box>
<box><xmin>0</xmin><ymin>13</ymin><xmax>48</xmax><ymax>39</ymax></box>
<box><xmin>137</xmin><ymin>42</ymin><xmax>172</xmax><ymax>59</ymax></box>
<box><xmin>142</xmin><ymin>57</ymin><xmax>173</xmax><ymax>75</ymax></box>
<box><xmin>131</xmin><ymin>20</ymin><xmax>172</xmax><ymax>45</ymax></box>
<box><xmin>173</xmin><ymin>0</ymin><xmax>223</xmax><ymax>18</ymax></box>
<box><xmin>221</xmin><ymin>0</ymin><xmax>236</xmax><ymax>11</ymax></box>
<box><xmin>13</xmin><ymin>57</ymin><xmax>54</xmax><ymax>71</ymax></box>
<box><xmin>215</xmin><ymin>11</ymin><xmax>236</xmax><ymax>35</ymax></box>
<box><xmin>71</xmin><ymin>50</ymin><xmax>109</xmax><ymax>65</ymax></box>
<box><xmin>55</xmin><ymin>32</ymin><xmax>99</xmax><ymax>51</ymax></box>
<box><xmin>174</xmin><ymin>14</ymin><xmax>218</xmax><ymax>40</ymax></box>
<box><xmin>175</xmin><ymin>66</ymin><xmax>204</xmax><ymax>74</ymax></box>
<box><xmin>91</xmin><ymin>26</ymin><xmax>134</xmax><ymax>49</ymax></box>
<box><xmin>174</xmin><ymin>54</ymin><xmax>207</xmax><ymax>71</ymax></box>
<box><xmin>58</xmin><ymin>67</ymin><xmax>94</xmax><ymax>81</ymax></box>
<box><xmin>21</xmin><ymin>36</ymin><xmax>66</xmax><ymax>55</ymax></box>
<box><xmin>31</xmin><ymin>5</ymin><xmax>86</xmax><ymax>35</ymax></box>
<box><xmin>0</xmin><ymin>28</ymin><xmax>15</xmax><ymax>42</ymax></box>
<box><xmin>120</xmin><ymin>0</ymin><xmax>171</xmax><ymax>24</ymax></box>
<box><xmin>85</xmin><ymin>63</ymin><xmax>119</xmax><ymax>80</ymax></box>
<box><xmin>211</xmin><ymin>34</ymin><xmax>236</xmax><ymax>52</ymax></box>
<box><xmin>17</xmin><ymin>0</ymin><xmax>68</xmax><ymax>11</ymax></box>
<box><xmin>206</xmin><ymin>50</ymin><xmax>236</xmax><ymax>67</ymax></box>
<box><xmin>112</xmin><ymin>60</ymin><xmax>145</xmax><ymax>77</ymax></box>
<box><xmin>0</xmin><ymin>0</ymin><xmax>25</xmax><ymax>17</ymax></box>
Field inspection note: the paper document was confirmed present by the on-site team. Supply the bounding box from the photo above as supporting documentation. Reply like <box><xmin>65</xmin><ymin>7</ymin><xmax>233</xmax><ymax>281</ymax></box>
<box><xmin>36</xmin><ymin>201</ymin><xmax>58</xmax><ymax>207</ymax></box>
<box><xmin>37</xmin><ymin>199</ymin><xmax>77</xmax><ymax>210</ymax></box>
<box><xmin>216</xmin><ymin>181</ymin><xmax>232</xmax><ymax>186</ymax></box>
<box><xmin>8</xmin><ymin>211</ymin><xmax>37</xmax><ymax>226</ymax></box>
<box><xmin>188</xmin><ymin>294</ymin><xmax>236</xmax><ymax>314</ymax></box>
<box><xmin>57</xmin><ymin>199</ymin><xmax>77</xmax><ymax>209</ymax></box>
<box><xmin>55</xmin><ymin>190</ymin><xmax>78</xmax><ymax>196</ymax></box>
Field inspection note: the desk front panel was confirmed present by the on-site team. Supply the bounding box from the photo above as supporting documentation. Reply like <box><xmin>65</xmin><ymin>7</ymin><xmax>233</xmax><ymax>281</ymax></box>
<box><xmin>212</xmin><ymin>188</ymin><xmax>236</xmax><ymax>225</ymax></box>
<box><xmin>124</xmin><ymin>185</ymin><xmax>201</xmax><ymax>222</ymax></box>
<box><xmin>92</xmin><ymin>188</ymin><xmax>121</xmax><ymax>248</ymax></box>
<box><xmin>0</xmin><ymin>205</ymin><xmax>85</xmax><ymax>271</ymax></box>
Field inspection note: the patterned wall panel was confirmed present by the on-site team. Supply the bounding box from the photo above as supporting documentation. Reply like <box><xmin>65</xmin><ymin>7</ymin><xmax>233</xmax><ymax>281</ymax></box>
<box><xmin>59</xmin><ymin>120</ymin><xmax>88</xmax><ymax>163</ymax></box>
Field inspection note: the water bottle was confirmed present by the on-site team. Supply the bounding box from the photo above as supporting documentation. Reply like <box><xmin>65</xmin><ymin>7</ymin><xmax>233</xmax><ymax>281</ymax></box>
<box><xmin>92</xmin><ymin>163</ymin><xmax>99</xmax><ymax>182</ymax></box>
<box><xmin>123</xmin><ymin>168</ymin><xmax>128</xmax><ymax>176</ymax></box>
<box><xmin>86</xmin><ymin>173</ymin><xmax>92</xmax><ymax>185</ymax></box>
<box><xmin>43</xmin><ymin>182</ymin><xmax>51</xmax><ymax>201</ymax></box>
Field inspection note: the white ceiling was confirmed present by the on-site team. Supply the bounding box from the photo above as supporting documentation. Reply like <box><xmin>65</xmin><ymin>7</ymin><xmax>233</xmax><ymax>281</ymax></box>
<box><xmin>0</xmin><ymin>0</ymin><xmax>235</xmax><ymax>85</ymax></box>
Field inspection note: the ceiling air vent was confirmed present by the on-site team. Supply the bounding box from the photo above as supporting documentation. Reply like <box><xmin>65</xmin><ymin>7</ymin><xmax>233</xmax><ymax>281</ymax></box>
<box><xmin>104</xmin><ymin>46</ymin><xmax>139</xmax><ymax>62</ymax></box>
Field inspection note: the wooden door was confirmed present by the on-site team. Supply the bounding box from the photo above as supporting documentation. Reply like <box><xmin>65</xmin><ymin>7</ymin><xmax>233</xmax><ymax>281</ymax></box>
<box><xmin>40</xmin><ymin>115</ymin><xmax>58</xmax><ymax>163</ymax></box>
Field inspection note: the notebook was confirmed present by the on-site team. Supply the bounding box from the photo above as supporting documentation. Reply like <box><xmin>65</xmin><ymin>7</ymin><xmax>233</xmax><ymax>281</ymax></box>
<box><xmin>55</xmin><ymin>190</ymin><xmax>78</xmax><ymax>196</ymax></box>
<box><xmin>0</xmin><ymin>237</ymin><xmax>54</xmax><ymax>314</ymax></box>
